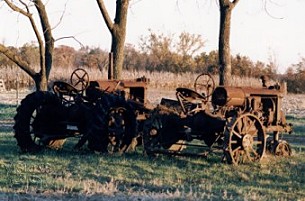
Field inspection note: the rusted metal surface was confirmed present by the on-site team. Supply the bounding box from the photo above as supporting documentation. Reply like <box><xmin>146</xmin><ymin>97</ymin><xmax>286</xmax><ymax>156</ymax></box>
<box><xmin>212</xmin><ymin>87</ymin><xmax>245</xmax><ymax>107</ymax></box>
<box><xmin>14</xmin><ymin>68</ymin><xmax>139</xmax><ymax>153</ymax></box>
<box><xmin>14</xmin><ymin>68</ymin><xmax>293</xmax><ymax>165</ymax></box>
<box><xmin>95</xmin><ymin>77</ymin><xmax>149</xmax><ymax>105</ymax></box>
<box><xmin>143</xmin><ymin>74</ymin><xmax>293</xmax><ymax>165</ymax></box>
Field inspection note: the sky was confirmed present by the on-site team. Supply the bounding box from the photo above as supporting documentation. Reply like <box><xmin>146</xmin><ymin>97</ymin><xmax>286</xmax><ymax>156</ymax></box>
<box><xmin>0</xmin><ymin>0</ymin><xmax>305</xmax><ymax>73</ymax></box>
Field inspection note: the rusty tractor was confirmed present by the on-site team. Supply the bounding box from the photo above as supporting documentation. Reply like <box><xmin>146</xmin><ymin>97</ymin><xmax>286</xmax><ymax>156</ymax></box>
<box><xmin>142</xmin><ymin>73</ymin><xmax>293</xmax><ymax>164</ymax></box>
<box><xmin>13</xmin><ymin>68</ymin><xmax>144</xmax><ymax>153</ymax></box>
<box><xmin>14</xmin><ymin>69</ymin><xmax>293</xmax><ymax>165</ymax></box>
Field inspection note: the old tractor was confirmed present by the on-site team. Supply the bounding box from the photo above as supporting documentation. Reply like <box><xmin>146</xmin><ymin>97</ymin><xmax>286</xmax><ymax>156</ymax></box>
<box><xmin>13</xmin><ymin>68</ymin><xmax>147</xmax><ymax>153</ymax></box>
<box><xmin>14</xmin><ymin>68</ymin><xmax>293</xmax><ymax>165</ymax></box>
<box><xmin>142</xmin><ymin>73</ymin><xmax>293</xmax><ymax>164</ymax></box>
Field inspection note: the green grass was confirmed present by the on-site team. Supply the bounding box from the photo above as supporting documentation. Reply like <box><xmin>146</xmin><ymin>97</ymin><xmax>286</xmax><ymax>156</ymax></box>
<box><xmin>0</xmin><ymin>104</ymin><xmax>304</xmax><ymax>200</ymax></box>
<box><xmin>0</xmin><ymin>104</ymin><xmax>16</xmax><ymax>120</ymax></box>
<box><xmin>287</xmin><ymin>115</ymin><xmax>305</xmax><ymax>136</ymax></box>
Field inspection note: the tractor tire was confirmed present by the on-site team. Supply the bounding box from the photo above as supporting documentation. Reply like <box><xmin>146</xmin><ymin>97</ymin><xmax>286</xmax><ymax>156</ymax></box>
<box><xmin>13</xmin><ymin>91</ymin><xmax>63</xmax><ymax>153</ymax></box>
<box><xmin>86</xmin><ymin>100</ymin><xmax>138</xmax><ymax>153</ymax></box>
<box><xmin>86</xmin><ymin>103</ymin><xmax>109</xmax><ymax>153</ymax></box>
<box><xmin>114</xmin><ymin>106</ymin><xmax>138</xmax><ymax>153</ymax></box>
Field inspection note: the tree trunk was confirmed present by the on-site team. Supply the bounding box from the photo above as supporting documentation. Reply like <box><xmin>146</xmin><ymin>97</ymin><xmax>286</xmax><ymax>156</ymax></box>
<box><xmin>34</xmin><ymin>73</ymin><xmax>48</xmax><ymax>91</ymax></box>
<box><xmin>97</xmin><ymin>0</ymin><xmax>129</xmax><ymax>80</ymax></box>
<box><xmin>112</xmin><ymin>0</ymin><xmax>128</xmax><ymax>79</ymax></box>
<box><xmin>218</xmin><ymin>0</ymin><xmax>239</xmax><ymax>86</ymax></box>
<box><xmin>34</xmin><ymin>0</ymin><xmax>54</xmax><ymax>90</ymax></box>
<box><xmin>34</xmin><ymin>0</ymin><xmax>54</xmax><ymax>80</ymax></box>
<box><xmin>111</xmin><ymin>28</ymin><xmax>126</xmax><ymax>79</ymax></box>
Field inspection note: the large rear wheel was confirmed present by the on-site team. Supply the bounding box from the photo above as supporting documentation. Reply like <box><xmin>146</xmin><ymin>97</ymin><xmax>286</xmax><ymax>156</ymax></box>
<box><xmin>13</xmin><ymin>91</ymin><xmax>66</xmax><ymax>152</ymax></box>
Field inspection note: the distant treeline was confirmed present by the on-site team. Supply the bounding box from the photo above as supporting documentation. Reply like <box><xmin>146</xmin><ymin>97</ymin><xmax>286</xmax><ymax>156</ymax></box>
<box><xmin>0</xmin><ymin>33</ymin><xmax>305</xmax><ymax>93</ymax></box>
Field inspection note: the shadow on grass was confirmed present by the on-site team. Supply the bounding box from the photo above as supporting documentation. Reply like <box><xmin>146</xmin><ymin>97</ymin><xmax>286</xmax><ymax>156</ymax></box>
<box><xmin>0</xmin><ymin>103</ymin><xmax>17</xmax><ymax>133</ymax></box>
<box><xmin>284</xmin><ymin>115</ymin><xmax>305</xmax><ymax>136</ymax></box>
<box><xmin>1</xmin><ymin>133</ymin><xmax>304</xmax><ymax>201</ymax></box>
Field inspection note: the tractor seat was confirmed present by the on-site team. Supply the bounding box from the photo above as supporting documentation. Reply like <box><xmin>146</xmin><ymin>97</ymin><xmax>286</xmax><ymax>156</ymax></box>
<box><xmin>176</xmin><ymin>87</ymin><xmax>206</xmax><ymax>103</ymax></box>
<box><xmin>53</xmin><ymin>81</ymin><xmax>79</xmax><ymax>96</ymax></box>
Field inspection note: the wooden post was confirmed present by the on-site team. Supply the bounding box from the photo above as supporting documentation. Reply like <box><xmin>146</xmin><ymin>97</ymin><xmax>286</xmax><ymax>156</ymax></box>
<box><xmin>108</xmin><ymin>52</ymin><xmax>113</xmax><ymax>80</ymax></box>
<box><xmin>16</xmin><ymin>72</ymin><xmax>19</xmax><ymax>106</ymax></box>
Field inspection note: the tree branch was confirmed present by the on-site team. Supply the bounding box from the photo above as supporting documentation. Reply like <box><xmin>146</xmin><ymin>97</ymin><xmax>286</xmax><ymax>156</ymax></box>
<box><xmin>51</xmin><ymin>0</ymin><xmax>68</xmax><ymax>30</ymax></box>
<box><xmin>55</xmin><ymin>36</ymin><xmax>85</xmax><ymax>48</ymax></box>
<box><xmin>96</xmin><ymin>0</ymin><xmax>114</xmax><ymax>32</ymax></box>
<box><xmin>232</xmin><ymin>0</ymin><xmax>240</xmax><ymax>6</ymax></box>
<box><xmin>263</xmin><ymin>0</ymin><xmax>284</xmax><ymax>19</ymax></box>
<box><xmin>3</xmin><ymin>0</ymin><xmax>31</xmax><ymax>17</ymax></box>
<box><xmin>4</xmin><ymin>0</ymin><xmax>45</xmax><ymax>74</ymax></box>
<box><xmin>0</xmin><ymin>44</ymin><xmax>36</xmax><ymax>78</ymax></box>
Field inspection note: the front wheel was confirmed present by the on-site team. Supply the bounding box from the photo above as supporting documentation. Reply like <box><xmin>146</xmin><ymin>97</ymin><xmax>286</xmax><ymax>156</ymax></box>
<box><xmin>274</xmin><ymin>140</ymin><xmax>291</xmax><ymax>156</ymax></box>
<box><xmin>224</xmin><ymin>113</ymin><xmax>266</xmax><ymax>165</ymax></box>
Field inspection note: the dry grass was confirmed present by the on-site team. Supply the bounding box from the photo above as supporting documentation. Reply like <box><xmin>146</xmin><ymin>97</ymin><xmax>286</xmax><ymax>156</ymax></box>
<box><xmin>0</xmin><ymin>66</ymin><xmax>263</xmax><ymax>91</ymax></box>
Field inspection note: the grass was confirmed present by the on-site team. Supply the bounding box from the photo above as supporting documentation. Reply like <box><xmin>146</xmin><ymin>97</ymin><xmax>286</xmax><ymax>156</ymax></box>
<box><xmin>287</xmin><ymin>115</ymin><xmax>305</xmax><ymax>135</ymax></box>
<box><xmin>0</xmin><ymin>103</ymin><xmax>304</xmax><ymax>200</ymax></box>
<box><xmin>0</xmin><ymin>104</ymin><xmax>15</xmax><ymax>120</ymax></box>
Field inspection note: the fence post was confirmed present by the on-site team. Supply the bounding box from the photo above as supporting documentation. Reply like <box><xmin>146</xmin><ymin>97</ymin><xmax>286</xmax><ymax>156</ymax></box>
<box><xmin>0</xmin><ymin>79</ymin><xmax>5</xmax><ymax>91</ymax></box>
<box><xmin>108</xmin><ymin>52</ymin><xmax>113</xmax><ymax>80</ymax></box>
<box><xmin>16</xmin><ymin>72</ymin><xmax>19</xmax><ymax>106</ymax></box>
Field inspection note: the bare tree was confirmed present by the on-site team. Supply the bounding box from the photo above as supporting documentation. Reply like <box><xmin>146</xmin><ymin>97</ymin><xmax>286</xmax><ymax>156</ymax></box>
<box><xmin>96</xmin><ymin>0</ymin><xmax>129</xmax><ymax>79</ymax></box>
<box><xmin>218</xmin><ymin>0</ymin><xmax>240</xmax><ymax>85</ymax></box>
<box><xmin>0</xmin><ymin>0</ymin><xmax>54</xmax><ymax>91</ymax></box>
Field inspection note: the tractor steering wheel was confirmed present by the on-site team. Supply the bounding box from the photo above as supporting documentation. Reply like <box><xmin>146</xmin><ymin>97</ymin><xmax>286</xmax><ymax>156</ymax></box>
<box><xmin>194</xmin><ymin>73</ymin><xmax>215</xmax><ymax>99</ymax></box>
<box><xmin>70</xmin><ymin>68</ymin><xmax>89</xmax><ymax>92</ymax></box>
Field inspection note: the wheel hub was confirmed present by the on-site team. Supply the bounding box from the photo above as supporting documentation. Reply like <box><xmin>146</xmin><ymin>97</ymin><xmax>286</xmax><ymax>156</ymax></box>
<box><xmin>242</xmin><ymin>134</ymin><xmax>253</xmax><ymax>149</ymax></box>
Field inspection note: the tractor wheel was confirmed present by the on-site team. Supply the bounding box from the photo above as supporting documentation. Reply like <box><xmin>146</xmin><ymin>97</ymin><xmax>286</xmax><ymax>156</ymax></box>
<box><xmin>274</xmin><ymin>140</ymin><xmax>291</xmax><ymax>156</ymax></box>
<box><xmin>223</xmin><ymin>113</ymin><xmax>266</xmax><ymax>165</ymax></box>
<box><xmin>86</xmin><ymin>103</ymin><xmax>137</xmax><ymax>153</ymax></box>
<box><xmin>142</xmin><ymin>110</ymin><xmax>163</xmax><ymax>155</ymax></box>
<box><xmin>142</xmin><ymin>109</ymin><xmax>185</xmax><ymax>155</ymax></box>
<box><xmin>109</xmin><ymin>107</ymin><xmax>138</xmax><ymax>153</ymax></box>
<box><xmin>85</xmin><ymin>104</ymin><xmax>109</xmax><ymax>153</ymax></box>
<box><xmin>13</xmin><ymin>91</ymin><xmax>65</xmax><ymax>153</ymax></box>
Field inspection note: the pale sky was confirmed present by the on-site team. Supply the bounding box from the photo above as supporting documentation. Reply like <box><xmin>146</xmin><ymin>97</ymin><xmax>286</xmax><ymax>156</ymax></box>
<box><xmin>0</xmin><ymin>0</ymin><xmax>305</xmax><ymax>73</ymax></box>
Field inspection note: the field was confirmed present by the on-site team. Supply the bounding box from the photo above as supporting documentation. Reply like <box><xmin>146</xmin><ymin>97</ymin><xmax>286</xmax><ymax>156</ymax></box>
<box><xmin>0</xmin><ymin>90</ymin><xmax>305</xmax><ymax>201</ymax></box>
<box><xmin>0</xmin><ymin>68</ymin><xmax>305</xmax><ymax>200</ymax></box>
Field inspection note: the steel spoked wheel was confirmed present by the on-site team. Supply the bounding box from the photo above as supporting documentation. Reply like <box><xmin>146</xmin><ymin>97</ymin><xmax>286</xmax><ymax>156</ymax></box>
<box><xmin>274</xmin><ymin>140</ymin><xmax>291</xmax><ymax>156</ymax></box>
<box><xmin>143</xmin><ymin>109</ymin><xmax>185</xmax><ymax>155</ymax></box>
<box><xmin>70</xmin><ymin>68</ymin><xmax>89</xmax><ymax>92</ymax></box>
<box><xmin>142</xmin><ymin>111</ymin><xmax>163</xmax><ymax>155</ymax></box>
<box><xmin>224</xmin><ymin>113</ymin><xmax>266</xmax><ymax>165</ymax></box>
<box><xmin>107</xmin><ymin>105</ymin><xmax>138</xmax><ymax>153</ymax></box>
<box><xmin>194</xmin><ymin>73</ymin><xmax>215</xmax><ymax>98</ymax></box>
<box><xmin>107</xmin><ymin>107</ymin><xmax>127</xmax><ymax>153</ymax></box>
